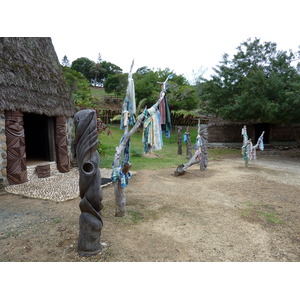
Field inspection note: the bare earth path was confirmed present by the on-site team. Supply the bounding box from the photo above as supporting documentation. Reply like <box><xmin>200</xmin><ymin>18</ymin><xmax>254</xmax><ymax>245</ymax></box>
<box><xmin>0</xmin><ymin>150</ymin><xmax>299</xmax><ymax>262</ymax></box>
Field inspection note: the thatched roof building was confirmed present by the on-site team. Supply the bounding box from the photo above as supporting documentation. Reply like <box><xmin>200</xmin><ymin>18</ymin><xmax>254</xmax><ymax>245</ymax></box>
<box><xmin>0</xmin><ymin>37</ymin><xmax>74</xmax><ymax>117</ymax></box>
<box><xmin>0</xmin><ymin>37</ymin><xmax>75</xmax><ymax>187</ymax></box>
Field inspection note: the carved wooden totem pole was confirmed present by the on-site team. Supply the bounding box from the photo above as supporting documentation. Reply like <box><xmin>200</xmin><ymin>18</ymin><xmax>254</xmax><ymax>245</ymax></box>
<box><xmin>74</xmin><ymin>109</ymin><xmax>103</xmax><ymax>256</ymax></box>
<box><xmin>177</xmin><ymin>126</ymin><xmax>182</xmax><ymax>155</ymax></box>
<box><xmin>55</xmin><ymin>116</ymin><xmax>70</xmax><ymax>173</ymax></box>
<box><xmin>5</xmin><ymin>111</ymin><xmax>28</xmax><ymax>184</ymax></box>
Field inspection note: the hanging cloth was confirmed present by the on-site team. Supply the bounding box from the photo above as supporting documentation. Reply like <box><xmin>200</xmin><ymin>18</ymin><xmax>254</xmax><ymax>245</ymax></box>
<box><xmin>111</xmin><ymin>166</ymin><xmax>132</xmax><ymax>188</ymax></box>
<box><xmin>120</xmin><ymin>98</ymin><xmax>135</xmax><ymax>129</ymax></box>
<box><xmin>142</xmin><ymin>106</ymin><xmax>163</xmax><ymax>151</ymax></box>
<box><xmin>183</xmin><ymin>133</ymin><xmax>187</xmax><ymax>143</ymax></box>
<box><xmin>111</xmin><ymin>135</ymin><xmax>132</xmax><ymax>188</ymax></box>
<box><xmin>126</xmin><ymin>72</ymin><xmax>136</xmax><ymax>114</ymax></box>
<box><xmin>159</xmin><ymin>93</ymin><xmax>171</xmax><ymax>138</ymax></box>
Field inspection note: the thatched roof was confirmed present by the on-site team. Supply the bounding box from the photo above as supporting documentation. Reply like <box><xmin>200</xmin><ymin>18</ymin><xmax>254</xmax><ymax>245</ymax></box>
<box><xmin>0</xmin><ymin>37</ymin><xmax>75</xmax><ymax>117</ymax></box>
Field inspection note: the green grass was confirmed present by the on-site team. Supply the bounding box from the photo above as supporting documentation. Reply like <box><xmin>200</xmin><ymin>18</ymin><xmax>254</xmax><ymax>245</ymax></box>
<box><xmin>99</xmin><ymin>124</ymin><xmax>240</xmax><ymax>170</ymax></box>
<box><xmin>241</xmin><ymin>203</ymin><xmax>284</xmax><ymax>225</ymax></box>
<box><xmin>90</xmin><ymin>87</ymin><xmax>117</xmax><ymax>98</ymax></box>
<box><xmin>90</xmin><ymin>87</ymin><xmax>107</xmax><ymax>96</ymax></box>
<box><xmin>115</xmin><ymin>210</ymin><xmax>144</xmax><ymax>224</ymax></box>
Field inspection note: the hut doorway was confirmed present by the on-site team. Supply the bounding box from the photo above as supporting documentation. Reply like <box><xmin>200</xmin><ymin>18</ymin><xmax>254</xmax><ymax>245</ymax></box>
<box><xmin>255</xmin><ymin>123</ymin><xmax>270</xmax><ymax>144</ymax></box>
<box><xmin>23</xmin><ymin>113</ymin><xmax>56</xmax><ymax>165</ymax></box>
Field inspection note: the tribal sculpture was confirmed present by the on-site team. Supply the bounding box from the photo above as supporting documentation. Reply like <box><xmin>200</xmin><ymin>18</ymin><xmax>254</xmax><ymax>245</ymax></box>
<box><xmin>5</xmin><ymin>111</ymin><xmax>27</xmax><ymax>184</ymax></box>
<box><xmin>74</xmin><ymin>109</ymin><xmax>103</xmax><ymax>256</ymax></box>
<box><xmin>55</xmin><ymin>116</ymin><xmax>70</xmax><ymax>173</ymax></box>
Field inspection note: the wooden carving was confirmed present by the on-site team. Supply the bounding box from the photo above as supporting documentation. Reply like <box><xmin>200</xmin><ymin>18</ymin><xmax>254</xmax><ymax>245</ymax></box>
<box><xmin>5</xmin><ymin>111</ymin><xmax>28</xmax><ymax>184</ymax></box>
<box><xmin>55</xmin><ymin>116</ymin><xmax>70</xmax><ymax>173</ymax></box>
<box><xmin>74</xmin><ymin>109</ymin><xmax>103</xmax><ymax>256</ymax></box>
<box><xmin>177</xmin><ymin>126</ymin><xmax>182</xmax><ymax>155</ymax></box>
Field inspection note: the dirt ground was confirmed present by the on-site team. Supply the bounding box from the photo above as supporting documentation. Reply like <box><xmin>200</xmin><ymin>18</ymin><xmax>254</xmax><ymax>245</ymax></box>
<box><xmin>0</xmin><ymin>148</ymin><xmax>300</xmax><ymax>262</ymax></box>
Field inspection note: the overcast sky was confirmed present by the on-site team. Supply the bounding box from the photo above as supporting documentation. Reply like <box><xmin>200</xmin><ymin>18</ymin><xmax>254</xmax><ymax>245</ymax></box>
<box><xmin>2</xmin><ymin>0</ymin><xmax>300</xmax><ymax>82</ymax></box>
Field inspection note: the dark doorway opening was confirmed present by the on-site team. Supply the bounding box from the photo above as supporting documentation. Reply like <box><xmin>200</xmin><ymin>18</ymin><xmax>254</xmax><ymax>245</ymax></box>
<box><xmin>23</xmin><ymin>113</ymin><xmax>56</xmax><ymax>164</ymax></box>
<box><xmin>255</xmin><ymin>123</ymin><xmax>270</xmax><ymax>144</ymax></box>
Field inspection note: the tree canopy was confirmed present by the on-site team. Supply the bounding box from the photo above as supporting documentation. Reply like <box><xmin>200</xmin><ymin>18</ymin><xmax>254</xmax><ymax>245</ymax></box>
<box><xmin>198</xmin><ymin>38</ymin><xmax>300</xmax><ymax>125</ymax></box>
<box><xmin>71</xmin><ymin>57</ymin><xmax>123</xmax><ymax>85</ymax></box>
<box><xmin>62</xmin><ymin>66</ymin><xmax>94</xmax><ymax>110</ymax></box>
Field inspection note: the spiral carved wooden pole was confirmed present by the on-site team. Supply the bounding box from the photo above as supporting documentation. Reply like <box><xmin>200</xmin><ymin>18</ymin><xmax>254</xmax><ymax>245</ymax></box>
<box><xmin>74</xmin><ymin>109</ymin><xmax>103</xmax><ymax>256</ymax></box>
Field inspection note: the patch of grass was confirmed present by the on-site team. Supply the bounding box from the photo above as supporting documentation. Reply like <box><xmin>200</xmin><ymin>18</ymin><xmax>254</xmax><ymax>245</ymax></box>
<box><xmin>99</xmin><ymin>124</ymin><xmax>240</xmax><ymax>170</ymax></box>
<box><xmin>90</xmin><ymin>87</ymin><xmax>107</xmax><ymax>96</ymax></box>
<box><xmin>115</xmin><ymin>210</ymin><xmax>144</xmax><ymax>225</ymax></box>
<box><xmin>256</xmin><ymin>211</ymin><xmax>284</xmax><ymax>224</ymax></box>
<box><xmin>52</xmin><ymin>218</ymin><xmax>62</xmax><ymax>224</ymax></box>
<box><xmin>241</xmin><ymin>203</ymin><xmax>284</xmax><ymax>225</ymax></box>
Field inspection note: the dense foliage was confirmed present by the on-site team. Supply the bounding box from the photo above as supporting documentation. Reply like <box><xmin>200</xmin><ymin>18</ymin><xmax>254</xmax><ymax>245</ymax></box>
<box><xmin>197</xmin><ymin>38</ymin><xmax>300</xmax><ymax>125</ymax></box>
<box><xmin>70</xmin><ymin>57</ymin><xmax>123</xmax><ymax>85</ymax></box>
<box><xmin>62</xmin><ymin>66</ymin><xmax>94</xmax><ymax>110</ymax></box>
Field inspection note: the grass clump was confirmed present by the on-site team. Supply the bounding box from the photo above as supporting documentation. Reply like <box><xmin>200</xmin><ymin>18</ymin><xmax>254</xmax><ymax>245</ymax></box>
<box><xmin>241</xmin><ymin>202</ymin><xmax>284</xmax><ymax>225</ymax></box>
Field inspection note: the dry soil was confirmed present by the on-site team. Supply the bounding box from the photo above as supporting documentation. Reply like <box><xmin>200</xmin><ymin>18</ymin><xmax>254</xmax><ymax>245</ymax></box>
<box><xmin>0</xmin><ymin>149</ymin><xmax>299</xmax><ymax>262</ymax></box>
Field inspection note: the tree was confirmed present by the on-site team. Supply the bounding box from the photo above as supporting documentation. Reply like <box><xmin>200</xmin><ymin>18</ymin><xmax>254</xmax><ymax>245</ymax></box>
<box><xmin>101</xmin><ymin>61</ymin><xmax>122</xmax><ymax>76</ymax></box>
<box><xmin>103</xmin><ymin>73</ymin><xmax>128</xmax><ymax>95</ymax></box>
<box><xmin>62</xmin><ymin>66</ymin><xmax>94</xmax><ymax>110</ymax></box>
<box><xmin>71</xmin><ymin>57</ymin><xmax>95</xmax><ymax>81</ymax></box>
<box><xmin>97</xmin><ymin>52</ymin><xmax>102</xmax><ymax>63</ymax></box>
<box><xmin>133</xmin><ymin>68</ymin><xmax>199</xmax><ymax>111</ymax></box>
<box><xmin>167</xmin><ymin>84</ymin><xmax>198</xmax><ymax>110</ymax></box>
<box><xmin>90</xmin><ymin>63</ymin><xmax>107</xmax><ymax>86</ymax></box>
<box><xmin>198</xmin><ymin>38</ymin><xmax>300</xmax><ymax>143</ymax></box>
<box><xmin>61</xmin><ymin>55</ymin><xmax>70</xmax><ymax>67</ymax></box>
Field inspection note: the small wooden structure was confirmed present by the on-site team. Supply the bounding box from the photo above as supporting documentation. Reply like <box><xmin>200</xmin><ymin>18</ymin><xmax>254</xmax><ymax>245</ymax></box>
<box><xmin>0</xmin><ymin>37</ymin><xmax>75</xmax><ymax>186</ymax></box>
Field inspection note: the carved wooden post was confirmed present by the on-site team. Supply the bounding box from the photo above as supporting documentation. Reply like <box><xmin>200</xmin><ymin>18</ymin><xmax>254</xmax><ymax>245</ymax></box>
<box><xmin>56</xmin><ymin>116</ymin><xmax>70</xmax><ymax>173</ymax></box>
<box><xmin>177</xmin><ymin>126</ymin><xmax>182</xmax><ymax>155</ymax></box>
<box><xmin>5</xmin><ymin>111</ymin><xmax>27</xmax><ymax>184</ymax></box>
<box><xmin>74</xmin><ymin>109</ymin><xmax>103</xmax><ymax>256</ymax></box>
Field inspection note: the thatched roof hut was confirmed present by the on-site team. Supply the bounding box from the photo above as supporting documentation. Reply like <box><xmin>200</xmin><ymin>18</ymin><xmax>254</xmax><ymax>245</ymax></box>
<box><xmin>0</xmin><ymin>37</ymin><xmax>75</xmax><ymax>186</ymax></box>
<box><xmin>0</xmin><ymin>37</ymin><xmax>74</xmax><ymax>117</ymax></box>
